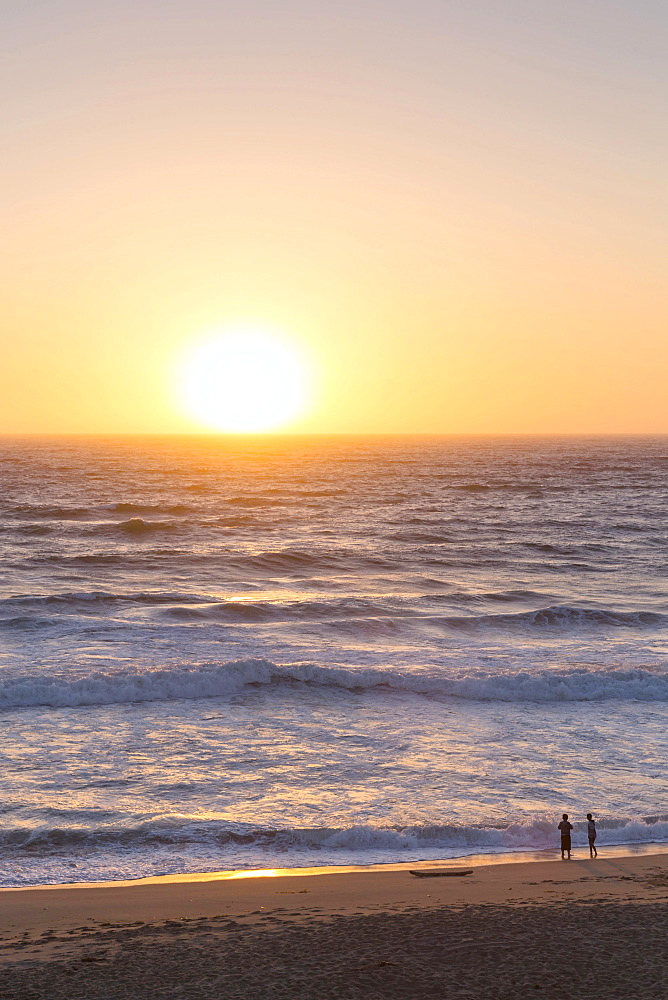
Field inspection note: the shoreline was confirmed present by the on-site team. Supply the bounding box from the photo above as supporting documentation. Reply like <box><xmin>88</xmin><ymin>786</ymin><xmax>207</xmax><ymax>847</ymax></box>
<box><xmin>1</xmin><ymin>848</ymin><xmax>665</xmax><ymax>929</ymax></box>
<box><xmin>3</xmin><ymin>838</ymin><xmax>668</xmax><ymax>894</ymax></box>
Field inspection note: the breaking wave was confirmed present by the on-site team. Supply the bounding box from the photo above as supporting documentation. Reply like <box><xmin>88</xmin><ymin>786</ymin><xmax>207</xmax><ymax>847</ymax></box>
<box><xmin>4</xmin><ymin>815</ymin><xmax>667</xmax><ymax>853</ymax></box>
<box><xmin>1</xmin><ymin>660</ymin><xmax>667</xmax><ymax>709</ymax></box>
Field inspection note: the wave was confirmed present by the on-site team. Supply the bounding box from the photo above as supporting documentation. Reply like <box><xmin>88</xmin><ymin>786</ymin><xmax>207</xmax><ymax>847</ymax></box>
<box><xmin>1</xmin><ymin>659</ymin><xmax>667</xmax><ymax>709</ymax></box>
<box><xmin>438</xmin><ymin>605</ymin><xmax>668</xmax><ymax>631</ymax></box>
<box><xmin>24</xmin><ymin>546</ymin><xmax>396</xmax><ymax>574</ymax></box>
<box><xmin>0</xmin><ymin>591</ymin><xmax>213</xmax><ymax>613</ymax></box>
<box><xmin>421</xmin><ymin>590</ymin><xmax>555</xmax><ymax>608</ymax></box>
<box><xmin>4</xmin><ymin>815</ymin><xmax>667</xmax><ymax>853</ymax></box>
<box><xmin>434</xmin><ymin>590</ymin><xmax>553</xmax><ymax>605</ymax></box>
<box><xmin>0</xmin><ymin>616</ymin><xmax>56</xmax><ymax>631</ymax></box>
<box><xmin>116</xmin><ymin>518</ymin><xmax>177</xmax><ymax>534</ymax></box>
<box><xmin>388</xmin><ymin>531</ymin><xmax>452</xmax><ymax>544</ymax></box>
<box><xmin>320</xmin><ymin>617</ymin><xmax>406</xmax><ymax>637</ymax></box>
<box><xmin>212</xmin><ymin>515</ymin><xmax>264</xmax><ymax>527</ymax></box>
<box><xmin>162</xmin><ymin>598</ymin><xmax>396</xmax><ymax>624</ymax></box>
<box><xmin>283</xmin><ymin>815</ymin><xmax>668</xmax><ymax>853</ymax></box>
<box><xmin>298</xmin><ymin>489</ymin><xmax>347</xmax><ymax>498</ymax></box>
<box><xmin>10</xmin><ymin>505</ymin><xmax>91</xmax><ymax>519</ymax></box>
<box><xmin>2</xmin><ymin>588</ymin><xmax>666</xmax><ymax>635</ymax></box>
<box><xmin>14</xmin><ymin>524</ymin><xmax>53</xmax><ymax>536</ymax></box>
<box><xmin>225</xmin><ymin>496</ymin><xmax>288</xmax><ymax>507</ymax></box>
<box><xmin>11</xmin><ymin>502</ymin><xmax>194</xmax><ymax>518</ymax></box>
<box><xmin>108</xmin><ymin>503</ymin><xmax>193</xmax><ymax>515</ymax></box>
<box><xmin>37</xmin><ymin>554</ymin><xmax>134</xmax><ymax>566</ymax></box>
<box><xmin>223</xmin><ymin>549</ymin><xmax>396</xmax><ymax>574</ymax></box>
<box><xmin>523</xmin><ymin>542</ymin><xmax>578</xmax><ymax>555</ymax></box>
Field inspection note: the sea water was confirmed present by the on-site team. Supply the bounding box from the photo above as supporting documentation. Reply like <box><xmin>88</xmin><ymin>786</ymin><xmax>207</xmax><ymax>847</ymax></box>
<box><xmin>0</xmin><ymin>435</ymin><xmax>666</xmax><ymax>886</ymax></box>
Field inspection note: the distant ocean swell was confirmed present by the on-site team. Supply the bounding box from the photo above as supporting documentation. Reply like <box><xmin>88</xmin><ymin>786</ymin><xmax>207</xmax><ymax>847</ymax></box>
<box><xmin>4</xmin><ymin>816</ymin><xmax>667</xmax><ymax>853</ymax></box>
<box><xmin>15</xmin><ymin>547</ymin><xmax>399</xmax><ymax>572</ymax></box>
<box><xmin>1</xmin><ymin>591</ymin><xmax>666</xmax><ymax>630</ymax></box>
<box><xmin>2</xmin><ymin>659</ymin><xmax>667</xmax><ymax>709</ymax></box>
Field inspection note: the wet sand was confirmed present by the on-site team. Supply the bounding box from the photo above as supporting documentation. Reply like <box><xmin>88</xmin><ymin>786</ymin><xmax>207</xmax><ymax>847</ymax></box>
<box><xmin>1</xmin><ymin>853</ymin><xmax>666</xmax><ymax>998</ymax></box>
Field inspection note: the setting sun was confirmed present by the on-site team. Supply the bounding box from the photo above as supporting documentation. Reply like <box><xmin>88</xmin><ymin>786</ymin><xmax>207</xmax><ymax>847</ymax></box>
<box><xmin>179</xmin><ymin>327</ymin><xmax>309</xmax><ymax>432</ymax></box>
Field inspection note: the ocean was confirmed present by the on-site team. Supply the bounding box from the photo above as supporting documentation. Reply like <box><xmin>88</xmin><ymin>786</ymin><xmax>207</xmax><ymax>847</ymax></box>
<box><xmin>1</xmin><ymin>435</ymin><xmax>666</xmax><ymax>887</ymax></box>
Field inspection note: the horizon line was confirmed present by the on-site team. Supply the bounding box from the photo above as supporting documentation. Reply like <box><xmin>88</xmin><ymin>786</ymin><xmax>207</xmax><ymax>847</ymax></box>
<box><xmin>2</xmin><ymin>431</ymin><xmax>668</xmax><ymax>439</ymax></box>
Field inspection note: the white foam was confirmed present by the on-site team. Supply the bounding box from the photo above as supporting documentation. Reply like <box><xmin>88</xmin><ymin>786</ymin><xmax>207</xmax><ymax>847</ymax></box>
<box><xmin>1</xmin><ymin>659</ymin><xmax>667</xmax><ymax>709</ymax></box>
<box><xmin>313</xmin><ymin>817</ymin><xmax>668</xmax><ymax>852</ymax></box>
<box><xmin>3</xmin><ymin>815</ymin><xmax>667</xmax><ymax>854</ymax></box>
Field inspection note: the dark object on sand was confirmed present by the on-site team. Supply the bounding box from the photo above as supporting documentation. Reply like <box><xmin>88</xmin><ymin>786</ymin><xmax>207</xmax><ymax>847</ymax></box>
<box><xmin>409</xmin><ymin>868</ymin><xmax>473</xmax><ymax>878</ymax></box>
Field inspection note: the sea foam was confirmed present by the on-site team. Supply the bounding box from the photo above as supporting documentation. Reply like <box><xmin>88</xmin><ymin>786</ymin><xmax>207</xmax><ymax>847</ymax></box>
<box><xmin>1</xmin><ymin>659</ymin><xmax>667</xmax><ymax>709</ymax></box>
<box><xmin>3</xmin><ymin>815</ymin><xmax>666</xmax><ymax>853</ymax></box>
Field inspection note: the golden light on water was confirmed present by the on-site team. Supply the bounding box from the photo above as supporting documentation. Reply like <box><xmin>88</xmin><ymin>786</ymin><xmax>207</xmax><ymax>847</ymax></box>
<box><xmin>179</xmin><ymin>326</ymin><xmax>309</xmax><ymax>433</ymax></box>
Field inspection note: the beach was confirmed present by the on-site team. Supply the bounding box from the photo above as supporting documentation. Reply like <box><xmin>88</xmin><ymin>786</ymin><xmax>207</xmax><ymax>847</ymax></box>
<box><xmin>1</xmin><ymin>852</ymin><xmax>666</xmax><ymax>998</ymax></box>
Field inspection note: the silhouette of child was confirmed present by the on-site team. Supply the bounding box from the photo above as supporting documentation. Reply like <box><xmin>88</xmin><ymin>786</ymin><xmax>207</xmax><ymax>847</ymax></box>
<box><xmin>587</xmin><ymin>813</ymin><xmax>598</xmax><ymax>858</ymax></box>
<box><xmin>558</xmin><ymin>813</ymin><xmax>573</xmax><ymax>859</ymax></box>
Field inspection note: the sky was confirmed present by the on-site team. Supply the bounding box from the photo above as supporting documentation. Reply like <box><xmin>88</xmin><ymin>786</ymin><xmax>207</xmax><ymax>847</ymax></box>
<box><xmin>2</xmin><ymin>0</ymin><xmax>666</xmax><ymax>433</ymax></box>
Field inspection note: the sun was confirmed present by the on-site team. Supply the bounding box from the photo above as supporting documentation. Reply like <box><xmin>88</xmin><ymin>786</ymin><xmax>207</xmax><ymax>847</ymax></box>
<box><xmin>179</xmin><ymin>326</ymin><xmax>309</xmax><ymax>432</ymax></box>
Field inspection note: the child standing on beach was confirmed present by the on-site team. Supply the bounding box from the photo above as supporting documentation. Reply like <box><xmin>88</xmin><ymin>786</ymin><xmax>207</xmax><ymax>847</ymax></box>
<box><xmin>558</xmin><ymin>814</ymin><xmax>573</xmax><ymax>859</ymax></box>
<box><xmin>587</xmin><ymin>813</ymin><xmax>598</xmax><ymax>858</ymax></box>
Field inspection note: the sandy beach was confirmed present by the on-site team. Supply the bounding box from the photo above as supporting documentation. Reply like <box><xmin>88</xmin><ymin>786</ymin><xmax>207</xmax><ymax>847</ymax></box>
<box><xmin>0</xmin><ymin>852</ymin><xmax>666</xmax><ymax>998</ymax></box>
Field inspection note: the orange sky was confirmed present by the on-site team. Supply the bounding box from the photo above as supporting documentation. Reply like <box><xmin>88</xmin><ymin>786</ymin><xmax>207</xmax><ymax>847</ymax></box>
<box><xmin>2</xmin><ymin>1</ymin><xmax>666</xmax><ymax>433</ymax></box>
